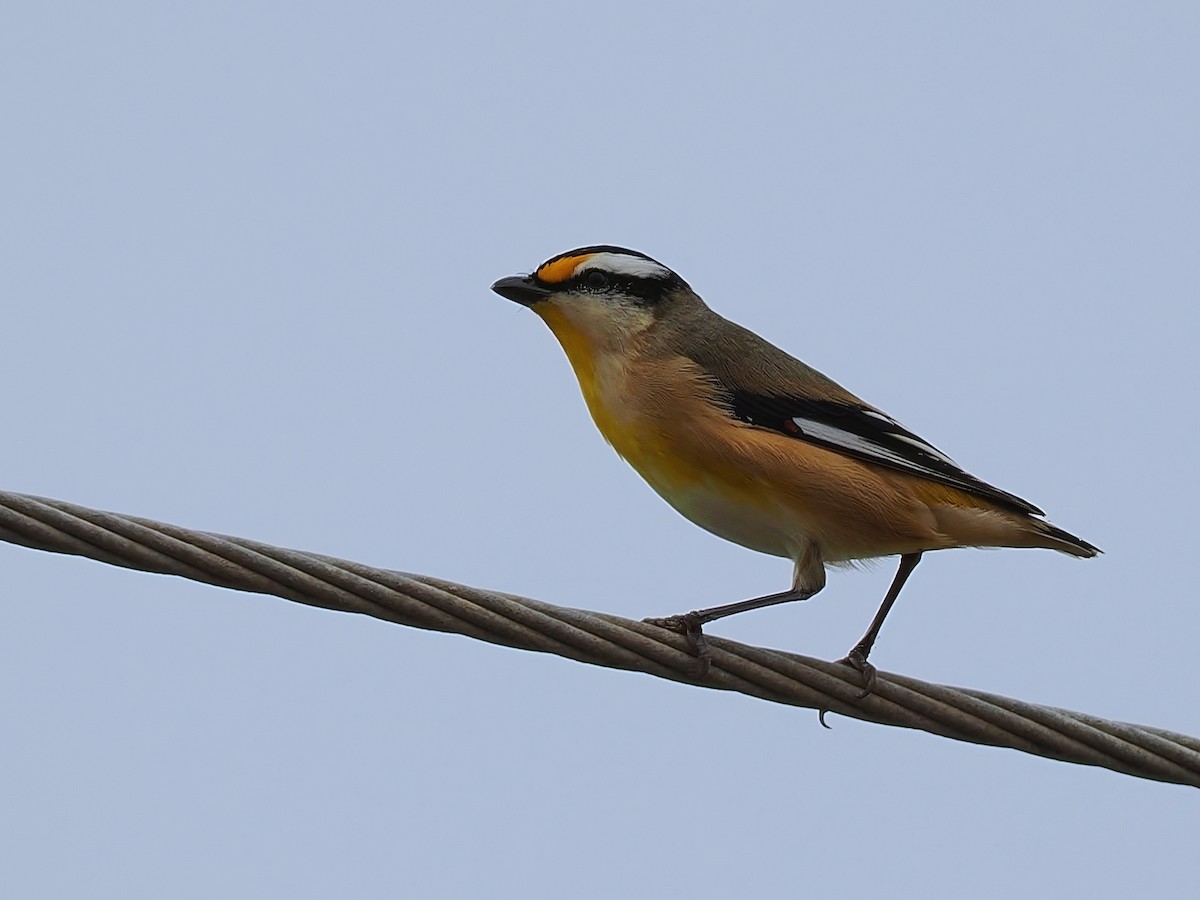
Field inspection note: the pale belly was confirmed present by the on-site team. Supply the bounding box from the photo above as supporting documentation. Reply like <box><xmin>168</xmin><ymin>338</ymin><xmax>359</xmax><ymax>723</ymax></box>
<box><xmin>638</xmin><ymin>470</ymin><xmax>806</xmax><ymax>561</ymax></box>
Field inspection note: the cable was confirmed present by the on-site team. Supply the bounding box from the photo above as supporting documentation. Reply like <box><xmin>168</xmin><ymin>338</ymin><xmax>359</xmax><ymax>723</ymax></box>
<box><xmin>2</xmin><ymin>490</ymin><xmax>1196</xmax><ymax>788</ymax></box>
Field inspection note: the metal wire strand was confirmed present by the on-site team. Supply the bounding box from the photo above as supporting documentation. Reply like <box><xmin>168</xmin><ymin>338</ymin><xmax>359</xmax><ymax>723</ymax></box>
<box><xmin>2</xmin><ymin>490</ymin><xmax>1197</xmax><ymax>788</ymax></box>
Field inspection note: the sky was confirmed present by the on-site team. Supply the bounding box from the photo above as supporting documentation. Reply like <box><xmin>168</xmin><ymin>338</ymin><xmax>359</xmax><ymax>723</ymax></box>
<box><xmin>2</xmin><ymin>2</ymin><xmax>1198</xmax><ymax>897</ymax></box>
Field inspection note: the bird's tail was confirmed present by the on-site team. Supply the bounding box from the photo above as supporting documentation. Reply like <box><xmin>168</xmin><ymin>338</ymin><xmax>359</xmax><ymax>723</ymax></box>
<box><xmin>1025</xmin><ymin>518</ymin><xmax>1101</xmax><ymax>558</ymax></box>
<box><xmin>929</xmin><ymin>504</ymin><xmax>1101</xmax><ymax>557</ymax></box>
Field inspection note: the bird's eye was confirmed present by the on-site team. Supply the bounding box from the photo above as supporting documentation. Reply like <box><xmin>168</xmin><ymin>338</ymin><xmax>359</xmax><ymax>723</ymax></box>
<box><xmin>584</xmin><ymin>270</ymin><xmax>609</xmax><ymax>289</ymax></box>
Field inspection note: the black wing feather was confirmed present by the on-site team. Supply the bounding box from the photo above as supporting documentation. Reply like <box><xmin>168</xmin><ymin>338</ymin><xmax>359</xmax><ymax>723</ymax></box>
<box><xmin>728</xmin><ymin>390</ymin><xmax>1043</xmax><ymax>515</ymax></box>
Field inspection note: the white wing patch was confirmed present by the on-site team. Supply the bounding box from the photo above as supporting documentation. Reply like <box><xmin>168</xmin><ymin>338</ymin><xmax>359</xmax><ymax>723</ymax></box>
<box><xmin>575</xmin><ymin>252</ymin><xmax>672</xmax><ymax>281</ymax></box>
<box><xmin>790</xmin><ymin>417</ymin><xmax>933</xmax><ymax>471</ymax></box>
<box><xmin>726</xmin><ymin>388</ymin><xmax>1042</xmax><ymax>514</ymax></box>
<box><xmin>892</xmin><ymin>432</ymin><xmax>958</xmax><ymax>465</ymax></box>
<box><xmin>791</xmin><ymin>415</ymin><xmax>961</xmax><ymax>475</ymax></box>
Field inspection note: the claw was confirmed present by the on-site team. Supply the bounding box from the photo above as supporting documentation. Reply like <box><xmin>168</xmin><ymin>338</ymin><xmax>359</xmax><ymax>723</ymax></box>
<box><xmin>839</xmin><ymin>649</ymin><xmax>878</xmax><ymax>699</ymax></box>
<box><xmin>644</xmin><ymin>611</ymin><xmax>711</xmax><ymax>677</ymax></box>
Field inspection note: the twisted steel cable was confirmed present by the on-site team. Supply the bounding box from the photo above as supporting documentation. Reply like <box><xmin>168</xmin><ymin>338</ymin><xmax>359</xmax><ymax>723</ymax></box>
<box><xmin>2</xmin><ymin>490</ymin><xmax>1197</xmax><ymax>788</ymax></box>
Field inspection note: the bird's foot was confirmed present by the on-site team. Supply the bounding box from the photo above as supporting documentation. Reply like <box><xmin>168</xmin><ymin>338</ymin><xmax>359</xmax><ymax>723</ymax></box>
<box><xmin>643</xmin><ymin>611</ymin><xmax>712</xmax><ymax>677</ymax></box>
<box><xmin>838</xmin><ymin>648</ymin><xmax>877</xmax><ymax>699</ymax></box>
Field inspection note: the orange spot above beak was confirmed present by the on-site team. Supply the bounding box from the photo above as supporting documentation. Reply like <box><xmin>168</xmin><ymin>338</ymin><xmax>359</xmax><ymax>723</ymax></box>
<box><xmin>535</xmin><ymin>253</ymin><xmax>594</xmax><ymax>286</ymax></box>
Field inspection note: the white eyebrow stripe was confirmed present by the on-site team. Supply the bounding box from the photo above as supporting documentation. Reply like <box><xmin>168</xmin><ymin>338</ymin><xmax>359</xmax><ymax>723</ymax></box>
<box><xmin>573</xmin><ymin>252</ymin><xmax>672</xmax><ymax>281</ymax></box>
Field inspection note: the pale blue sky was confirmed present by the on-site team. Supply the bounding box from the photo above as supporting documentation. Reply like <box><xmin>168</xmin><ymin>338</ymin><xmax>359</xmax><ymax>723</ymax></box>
<box><xmin>3</xmin><ymin>3</ymin><xmax>1198</xmax><ymax>897</ymax></box>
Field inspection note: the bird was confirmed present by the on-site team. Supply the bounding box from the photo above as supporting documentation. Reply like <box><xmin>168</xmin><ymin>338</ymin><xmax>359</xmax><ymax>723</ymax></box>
<box><xmin>491</xmin><ymin>245</ymin><xmax>1099</xmax><ymax>692</ymax></box>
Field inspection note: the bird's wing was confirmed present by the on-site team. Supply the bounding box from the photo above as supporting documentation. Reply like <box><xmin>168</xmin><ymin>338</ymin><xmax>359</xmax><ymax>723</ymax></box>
<box><xmin>676</xmin><ymin>312</ymin><xmax>1041</xmax><ymax>515</ymax></box>
<box><xmin>725</xmin><ymin>389</ymin><xmax>1043</xmax><ymax>515</ymax></box>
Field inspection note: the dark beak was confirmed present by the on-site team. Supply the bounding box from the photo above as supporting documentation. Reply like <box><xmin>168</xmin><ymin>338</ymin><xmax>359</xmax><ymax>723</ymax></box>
<box><xmin>491</xmin><ymin>274</ymin><xmax>553</xmax><ymax>306</ymax></box>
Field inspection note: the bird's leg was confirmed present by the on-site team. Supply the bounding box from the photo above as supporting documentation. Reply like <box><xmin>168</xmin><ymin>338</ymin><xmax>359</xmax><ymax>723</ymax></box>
<box><xmin>645</xmin><ymin>545</ymin><xmax>826</xmax><ymax>676</ymax></box>
<box><xmin>644</xmin><ymin>590</ymin><xmax>816</xmax><ymax>676</ymax></box>
<box><xmin>840</xmin><ymin>551</ymin><xmax>923</xmax><ymax>698</ymax></box>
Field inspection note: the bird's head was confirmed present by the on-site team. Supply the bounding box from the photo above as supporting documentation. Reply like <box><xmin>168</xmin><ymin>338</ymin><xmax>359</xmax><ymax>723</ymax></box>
<box><xmin>491</xmin><ymin>246</ymin><xmax>691</xmax><ymax>353</ymax></box>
